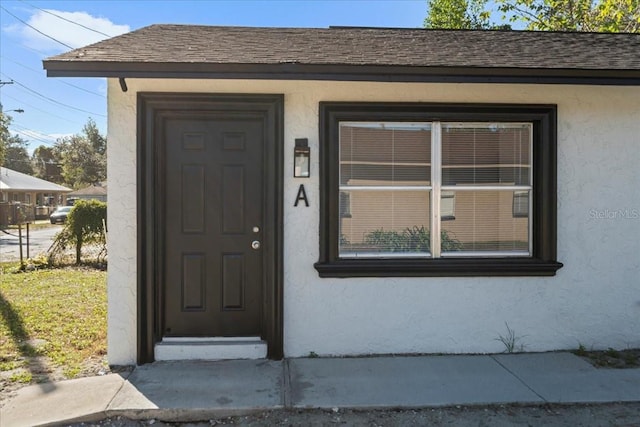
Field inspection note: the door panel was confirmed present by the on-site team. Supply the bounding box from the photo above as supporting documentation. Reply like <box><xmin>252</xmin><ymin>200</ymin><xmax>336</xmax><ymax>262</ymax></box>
<box><xmin>163</xmin><ymin>117</ymin><xmax>264</xmax><ymax>337</ymax></box>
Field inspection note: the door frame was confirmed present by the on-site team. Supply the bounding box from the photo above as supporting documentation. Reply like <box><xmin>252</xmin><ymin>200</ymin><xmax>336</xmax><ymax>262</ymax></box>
<box><xmin>137</xmin><ymin>93</ymin><xmax>284</xmax><ymax>363</ymax></box>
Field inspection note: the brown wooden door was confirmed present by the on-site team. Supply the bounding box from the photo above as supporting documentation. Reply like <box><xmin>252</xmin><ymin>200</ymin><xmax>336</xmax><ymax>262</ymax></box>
<box><xmin>163</xmin><ymin>115</ymin><xmax>264</xmax><ymax>337</ymax></box>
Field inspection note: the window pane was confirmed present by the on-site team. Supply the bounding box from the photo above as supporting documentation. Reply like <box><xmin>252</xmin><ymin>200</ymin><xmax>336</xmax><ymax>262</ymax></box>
<box><xmin>441</xmin><ymin>190</ymin><xmax>456</xmax><ymax>220</ymax></box>
<box><xmin>441</xmin><ymin>190</ymin><xmax>530</xmax><ymax>255</ymax></box>
<box><xmin>340</xmin><ymin>123</ymin><xmax>431</xmax><ymax>186</ymax></box>
<box><xmin>441</xmin><ymin>123</ymin><xmax>531</xmax><ymax>186</ymax></box>
<box><xmin>512</xmin><ymin>190</ymin><xmax>529</xmax><ymax>218</ymax></box>
<box><xmin>339</xmin><ymin>190</ymin><xmax>431</xmax><ymax>257</ymax></box>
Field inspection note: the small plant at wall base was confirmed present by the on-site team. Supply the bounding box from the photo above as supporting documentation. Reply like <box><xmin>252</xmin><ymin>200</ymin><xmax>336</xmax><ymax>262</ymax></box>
<box><xmin>49</xmin><ymin>200</ymin><xmax>107</xmax><ymax>265</ymax></box>
<box><xmin>575</xmin><ymin>343</ymin><xmax>588</xmax><ymax>357</ymax></box>
<box><xmin>496</xmin><ymin>322</ymin><xmax>527</xmax><ymax>353</ymax></box>
<box><xmin>364</xmin><ymin>226</ymin><xmax>462</xmax><ymax>252</ymax></box>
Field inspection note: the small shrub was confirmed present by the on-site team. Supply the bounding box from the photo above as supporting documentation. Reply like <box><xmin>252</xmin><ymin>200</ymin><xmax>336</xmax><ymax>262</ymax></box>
<box><xmin>574</xmin><ymin>343</ymin><xmax>588</xmax><ymax>357</ymax></box>
<box><xmin>365</xmin><ymin>229</ymin><xmax>413</xmax><ymax>252</ymax></box>
<box><xmin>50</xmin><ymin>200</ymin><xmax>107</xmax><ymax>265</ymax></box>
<box><xmin>364</xmin><ymin>226</ymin><xmax>462</xmax><ymax>253</ymax></box>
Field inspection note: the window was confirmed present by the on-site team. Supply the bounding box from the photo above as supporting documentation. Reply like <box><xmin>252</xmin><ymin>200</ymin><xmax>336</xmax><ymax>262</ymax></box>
<box><xmin>315</xmin><ymin>103</ymin><xmax>563</xmax><ymax>277</ymax></box>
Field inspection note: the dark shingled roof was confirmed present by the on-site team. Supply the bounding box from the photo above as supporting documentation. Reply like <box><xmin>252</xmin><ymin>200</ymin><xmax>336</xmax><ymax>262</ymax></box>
<box><xmin>43</xmin><ymin>25</ymin><xmax>640</xmax><ymax>84</ymax></box>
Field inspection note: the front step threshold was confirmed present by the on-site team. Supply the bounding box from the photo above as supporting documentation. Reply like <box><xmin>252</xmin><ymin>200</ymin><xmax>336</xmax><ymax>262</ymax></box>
<box><xmin>155</xmin><ymin>337</ymin><xmax>267</xmax><ymax>361</ymax></box>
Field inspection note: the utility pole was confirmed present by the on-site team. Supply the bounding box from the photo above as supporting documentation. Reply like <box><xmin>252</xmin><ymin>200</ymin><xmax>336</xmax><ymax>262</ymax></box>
<box><xmin>0</xmin><ymin>80</ymin><xmax>14</xmax><ymax>87</ymax></box>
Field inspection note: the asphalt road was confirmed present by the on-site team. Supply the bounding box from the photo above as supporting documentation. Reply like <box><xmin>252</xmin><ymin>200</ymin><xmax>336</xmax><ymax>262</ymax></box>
<box><xmin>0</xmin><ymin>225</ymin><xmax>63</xmax><ymax>262</ymax></box>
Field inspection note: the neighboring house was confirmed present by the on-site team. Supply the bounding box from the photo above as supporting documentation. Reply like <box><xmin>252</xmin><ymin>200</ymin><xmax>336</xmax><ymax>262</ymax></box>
<box><xmin>67</xmin><ymin>182</ymin><xmax>108</xmax><ymax>204</ymax></box>
<box><xmin>0</xmin><ymin>167</ymin><xmax>71</xmax><ymax>223</ymax></box>
<box><xmin>44</xmin><ymin>26</ymin><xmax>640</xmax><ymax>366</ymax></box>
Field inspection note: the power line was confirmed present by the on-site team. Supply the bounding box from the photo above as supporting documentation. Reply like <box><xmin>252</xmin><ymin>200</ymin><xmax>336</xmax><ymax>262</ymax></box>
<box><xmin>11</xmin><ymin>122</ymin><xmax>64</xmax><ymax>144</ymax></box>
<box><xmin>10</xmin><ymin>123</ymin><xmax>59</xmax><ymax>146</ymax></box>
<box><xmin>0</xmin><ymin>55</ymin><xmax>105</xmax><ymax>98</ymax></box>
<box><xmin>1</xmin><ymin>73</ymin><xmax>106</xmax><ymax>117</ymax></box>
<box><xmin>2</xmin><ymin>37</ymin><xmax>54</xmax><ymax>57</ymax></box>
<box><xmin>0</xmin><ymin>5</ymin><xmax>75</xmax><ymax>50</ymax></box>
<box><xmin>4</xmin><ymin>156</ymin><xmax>62</xmax><ymax>166</ymax></box>
<box><xmin>54</xmin><ymin>79</ymin><xmax>105</xmax><ymax>99</ymax></box>
<box><xmin>12</xmin><ymin>122</ymin><xmax>64</xmax><ymax>141</ymax></box>
<box><xmin>2</xmin><ymin>157</ymin><xmax>37</xmax><ymax>164</ymax></box>
<box><xmin>0</xmin><ymin>92</ymin><xmax>84</xmax><ymax>125</ymax></box>
<box><xmin>19</xmin><ymin>1</ymin><xmax>113</xmax><ymax>38</ymax></box>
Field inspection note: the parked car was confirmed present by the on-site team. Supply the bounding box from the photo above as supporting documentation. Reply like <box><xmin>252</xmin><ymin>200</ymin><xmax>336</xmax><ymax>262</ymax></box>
<box><xmin>50</xmin><ymin>206</ymin><xmax>73</xmax><ymax>224</ymax></box>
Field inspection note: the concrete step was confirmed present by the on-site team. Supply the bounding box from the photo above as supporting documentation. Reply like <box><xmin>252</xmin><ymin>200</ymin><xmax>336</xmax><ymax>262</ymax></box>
<box><xmin>155</xmin><ymin>337</ymin><xmax>267</xmax><ymax>361</ymax></box>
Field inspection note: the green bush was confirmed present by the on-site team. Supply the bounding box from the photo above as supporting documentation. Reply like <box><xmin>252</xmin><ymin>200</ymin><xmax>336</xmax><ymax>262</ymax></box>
<box><xmin>364</xmin><ymin>225</ymin><xmax>462</xmax><ymax>252</ymax></box>
<box><xmin>55</xmin><ymin>200</ymin><xmax>107</xmax><ymax>264</ymax></box>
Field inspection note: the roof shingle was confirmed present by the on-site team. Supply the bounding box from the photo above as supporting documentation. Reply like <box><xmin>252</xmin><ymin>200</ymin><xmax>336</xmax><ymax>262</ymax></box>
<box><xmin>43</xmin><ymin>25</ymin><xmax>640</xmax><ymax>84</ymax></box>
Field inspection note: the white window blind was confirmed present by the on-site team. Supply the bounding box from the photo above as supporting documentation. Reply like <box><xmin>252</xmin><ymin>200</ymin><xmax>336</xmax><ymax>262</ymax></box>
<box><xmin>339</xmin><ymin>122</ymin><xmax>432</xmax><ymax>257</ymax></box>
<box><xmin>338</xmin><ymin>122</ymin><xmax>532</xmax><ymax>258</ymax></box>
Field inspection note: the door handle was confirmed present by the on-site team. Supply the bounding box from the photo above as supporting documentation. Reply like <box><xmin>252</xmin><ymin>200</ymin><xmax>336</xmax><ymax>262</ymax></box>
<box><xmin>251</xmin><ymin>240</ymin><xmax>261</xmax><ymax>250</ymax></box>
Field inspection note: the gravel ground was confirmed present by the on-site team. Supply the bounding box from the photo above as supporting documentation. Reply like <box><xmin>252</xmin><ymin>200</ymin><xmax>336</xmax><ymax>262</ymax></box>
<box><xmin>67</xmin><ymin>403</ymin><xmax>640</xmax><ymax>427</ymax></box>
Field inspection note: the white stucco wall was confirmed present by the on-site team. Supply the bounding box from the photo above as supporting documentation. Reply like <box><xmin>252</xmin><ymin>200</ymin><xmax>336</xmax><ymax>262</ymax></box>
<box><xmin>107</xmin><ymin>78</ymin><xmax>640</xmax><ymax>365</ymax></box>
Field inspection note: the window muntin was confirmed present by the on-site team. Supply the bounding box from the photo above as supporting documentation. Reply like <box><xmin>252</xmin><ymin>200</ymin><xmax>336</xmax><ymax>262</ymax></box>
<box><xmin>338</xmin><ymin>121</ymin><xmax>532</xmax><ymax>259</ymax></box>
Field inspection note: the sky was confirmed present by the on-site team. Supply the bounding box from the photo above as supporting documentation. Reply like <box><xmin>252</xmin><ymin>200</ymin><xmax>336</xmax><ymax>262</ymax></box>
<box><xmin>0</xmin><ymin>0</ymin><xmax>440</xmax><ymax>152</ymax></box>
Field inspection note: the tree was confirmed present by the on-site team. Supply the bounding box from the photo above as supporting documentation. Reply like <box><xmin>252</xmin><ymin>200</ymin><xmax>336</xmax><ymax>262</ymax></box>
<box><xmin>57</xmin><ymin>136</ymin><xmax>106</xmax><ymax>188</ymax></box>
<box><xmin>53</xmin><ymin>199</ymin><xmax>107</xmax><ymax>265</ymax></box>
<box><xmin>0</xmin><ymin>109</ymin><xmax>29</xmax><ymax>170</ymax></box>
<box><xmin>498</xmin><ymin>0</ymin><xmax>640</xmax><ymax>32</ymax></box>
<box><xmin>0</xmin><ymin>111</ymin><xmax>9</xmax><ymax>166</ymax></box>
<box><xmin>56</xmin><ymin>118</ymin><xmax>106</xmax><ymax>188</ymax></box>
<box><xmin>424</xmin><ymin>0</ymin><xmax>503</xmax><ymax>29</ymax></box>
<box><xmin>32</xmin><ymin>145</ymin><xmax>63</xmax><ymax>183</ymax></box>
<box><xmin>83</xmin><ymin>118</ymin><xmax>106</xmax><ymax>156</ymax></box>
<box><xmin>2</xmin><ymin>133</ymin><xmax>33</xmax><ymax>174</ymax></box>
<box><xmin>0</xmin><ymin>99</ymin><xmax>31</xmax><ymax>177</ymax></box>
<box><xmin>425</xmin><ymin>0</ymin><xmax>640</xmax><ymax>32</ymax></box>
<box><xmin>425</xmin><ymin>0</ymin><xmax>491</xmax><ymax>29</ymax></box>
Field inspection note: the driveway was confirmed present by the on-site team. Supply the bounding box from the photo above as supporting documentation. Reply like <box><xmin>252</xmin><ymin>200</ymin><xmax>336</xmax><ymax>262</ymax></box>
<box><xmin>0</xmin><ymin>225</ymin><xmax>63</xmax><ymax>262</ymax></box>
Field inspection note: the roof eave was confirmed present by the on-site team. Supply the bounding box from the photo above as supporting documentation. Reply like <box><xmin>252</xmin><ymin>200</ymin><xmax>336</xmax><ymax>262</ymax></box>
<box><xmin>42</xmin><ymin>61</ymin><xmax>640</xmax><ymax>85</ymax></box>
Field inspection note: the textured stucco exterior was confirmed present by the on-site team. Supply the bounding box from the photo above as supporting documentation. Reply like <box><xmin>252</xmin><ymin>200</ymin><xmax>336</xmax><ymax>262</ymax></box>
<box><xmin>106</xmin><ymin>78</ymin><xmax>640</xmax><ymax>365</ymax></box>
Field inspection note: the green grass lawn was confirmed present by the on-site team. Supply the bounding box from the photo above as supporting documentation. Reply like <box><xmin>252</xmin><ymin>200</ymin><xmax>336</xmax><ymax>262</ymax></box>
<box><xmin>0</xmin><ymin>262</ymin><xmax>107</xmax><ymax>385</ymax></box>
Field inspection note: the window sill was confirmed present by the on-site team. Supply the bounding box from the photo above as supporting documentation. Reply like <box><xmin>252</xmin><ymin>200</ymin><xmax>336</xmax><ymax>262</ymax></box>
<box><xmin>314</xmin><ymin>258</ymin><xmax>563</xmax><ymax>277</ymax></box>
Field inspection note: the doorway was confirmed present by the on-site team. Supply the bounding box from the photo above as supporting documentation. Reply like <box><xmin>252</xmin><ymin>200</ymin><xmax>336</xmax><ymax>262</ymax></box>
<box><xmin>138</xmin><ymin>93</ymin><xmax>283</xmax><ymax>363</ymax></box>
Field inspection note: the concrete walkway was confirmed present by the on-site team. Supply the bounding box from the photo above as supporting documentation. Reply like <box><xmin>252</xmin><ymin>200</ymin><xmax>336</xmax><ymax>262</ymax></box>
<box><xmin>3</xmin><ymin>352</ymin><xmax>640</xmax><ymax>426</ymax></box>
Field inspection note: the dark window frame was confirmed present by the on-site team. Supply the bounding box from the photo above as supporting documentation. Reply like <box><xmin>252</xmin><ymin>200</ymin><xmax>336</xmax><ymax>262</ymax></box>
<box><xmin>315</xmin><ymin>102</ymin><xmax>563</xmax><ymax>277</ymax></box>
